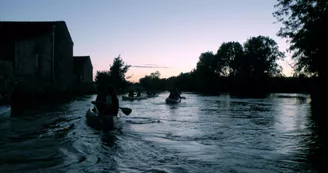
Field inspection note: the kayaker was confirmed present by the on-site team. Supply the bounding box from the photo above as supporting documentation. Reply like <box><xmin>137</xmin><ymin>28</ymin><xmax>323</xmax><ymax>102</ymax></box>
<box><xmin>94</xmin><ymin>85</ymin><xmax>119</xmax><ymax>115</ymax></box>
<box><xmin>93</xmin><ymin>85</ymin><xmax>119</xmax><ymax>131</ymax></box>
<box><xmin>128</xmin><ymin>90</ymin><xmax>135</xmax><ymax>97</ymax></box>
<box><xmin>169</xmin><ymin>86</ymin><xmax>181</xmax><ymax>99</ymax></box>
<box><xmin>147</xmin><ymin>91</ymin><xmax>154</xmax><ymax>96</ymax></box>
<box><xmin>137</xmin><ymin>90</ymin><xmax>141</xmax><ymax>97</ymax></box>
<box><xmin>102</xmin><ymin>85</ymin><xmax>119</xmax><ymax>115</ymax></box>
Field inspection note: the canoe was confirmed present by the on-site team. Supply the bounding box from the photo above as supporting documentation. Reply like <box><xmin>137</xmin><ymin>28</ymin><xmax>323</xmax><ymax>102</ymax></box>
<box><xmin>122</xmin><ymin>95</ymin><xmax>147</xmax><ymax>101</ymax></box>
<box><xmin>0</xmin><ymin>105</ymin><xmax>11</xmax><ymax>118</ymax></box>
<box><xmin>165</xmin><ymin>97</ymin><xmax>181</xmax><ymax>104</ymax></box>
<box><xmin>147</xmin><ymin>94</ymin><xmax>159</xmax><ymax>98</ymax></box>
<box><xmin>86</xmin><ymin>107</ymin><xmax>121</xmax><ymax>131</ymax></box>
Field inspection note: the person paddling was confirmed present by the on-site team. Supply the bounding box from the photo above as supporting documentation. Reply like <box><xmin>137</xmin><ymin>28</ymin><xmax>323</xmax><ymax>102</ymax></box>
<box><xmin>137</xmin><ymin>90</ymin><xmax>141</xmax><ymax>97</ymax></box>
<box><xmin>168</xmin><ymin>85</ymin><xmax>181</xmax><ymax>100</ymax></box>
<box><xmin>93</xmin><ymin>85</ymin><xmax>119</xmax><ymax>131</ymax></box>
<box><xmin>128</xmin><ymin>90</ymin><xmax>135</xmax><ymax>97</ymax></box>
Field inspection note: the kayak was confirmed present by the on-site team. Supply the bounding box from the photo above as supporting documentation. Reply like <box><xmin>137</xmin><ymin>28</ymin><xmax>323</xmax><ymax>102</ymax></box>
<box><xmin>147</xmin><ymin>94</ymin><xmax>159</xmax><ymax>98</ymax></box>
<box><xmin>165</xmin><ymin>97</ymin><xmax>181</xmax><ymax>104</ymax></box>
<box><xmin>0</xmin><ymin>105</ymin><xmax>11</xmax><ymax>118</ymax></box>
<box><xmin>86</xmin><ymin>107</ymin><xmax>121</xmax><ymax>131</ymax></box>
<box><xmin>122</xmin><ymin>95</ymin><xmax>147</xmax><ymax>101</ymax></box>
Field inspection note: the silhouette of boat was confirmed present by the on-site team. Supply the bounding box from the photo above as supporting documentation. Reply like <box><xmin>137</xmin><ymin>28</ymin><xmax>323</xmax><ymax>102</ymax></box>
<box><xmin>86</xmin><ymin>107</ymin><xmax>121</xmax><ymax>131</ymax></box>
<box><xmin>165</xmin><ymin>97</ymin><xmax>181</xmax><ymax>104</ymax></box>
<box><xmin>122</xmin><ymin>95</ymin><xmax>147</xmax><ymax>101</ymax></box>
<box><xmin>147</xmin><ymin>93</ymin><xmax>159</xmax><ymax>98</ymax></box>
<box><xmin>0</xmin><ymin>105</ymin><xmax>11</xmax><ymax>118</ymax></box>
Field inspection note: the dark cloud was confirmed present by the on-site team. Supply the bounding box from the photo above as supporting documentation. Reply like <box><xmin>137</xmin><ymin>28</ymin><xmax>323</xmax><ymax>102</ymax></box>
<box><xmin>131</xmin><ymin>64</ymin><xmax>169</xmax><ymax>68</ymax></box>
<box><xmin>144</xmin><ymin>64</ymin><xmax>158</xmax><ymax>66</ymax></box>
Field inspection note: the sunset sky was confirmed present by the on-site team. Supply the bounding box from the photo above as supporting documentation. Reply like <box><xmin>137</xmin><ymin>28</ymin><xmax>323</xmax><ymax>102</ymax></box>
<box><xmin>1</xmin><ymin>0</ymin><xmax>294</xmax><ymax>82</ymax></box>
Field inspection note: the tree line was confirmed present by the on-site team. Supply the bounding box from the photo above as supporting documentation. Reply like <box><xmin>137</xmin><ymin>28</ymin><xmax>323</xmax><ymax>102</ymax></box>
<box><xmin>95</xmin><ymin>0</ymin><xmax>325</xmax><ymax>97</ymax></box>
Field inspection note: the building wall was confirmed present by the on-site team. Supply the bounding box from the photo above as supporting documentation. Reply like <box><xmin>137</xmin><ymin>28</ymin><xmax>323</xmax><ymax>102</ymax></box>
<box><xmin>89</xmin><ymin>62</ymin><xmax>93</xmax><ymax>83</ymax></box>
<box><xmin>14</xmin><ymin>39</ymin><xmax>37</xmax><ymax>77</ymax></box>
<box><xmin>14</xmin><ymin>35</ymin><xmax>53</xmax><ymax>80</ymax></box>
<box><xmin>14</xmin><ymin>35</ymin><xmax>53</xmax><ymax>92</ymax></box>
<box><xmin>0</xmin><ymin>22</ymin><xmax>77</xmax><ymax>98</ymax></box>
<box><xmin>73</xmin><ymin>71</ymin><xmax>81</xmax><ymax>83</ymax></box>
<box><xmin>73</xmin><ymin>57</ymin><xmax>93</xmax><ymax>84</ymax></box>
<box><xmin>0</xmin><ymin>41</ymin><xmax>15</xmax><ymax>61</ymax></box>
<box><xmin>0</xmin><ymin>60</ymin><xmax>14</xmax><ymax>93</ymax></box>
<box><xmin>54</xmin><ymin>41</ymin><xmax>73</xmax><ymax>91</ymax></box>
<box><xmin>54</xmin><ymin>23</ymin><xmax>74</xmax><ymax>91</ymax></box>
<box><xmin>0</xmin><ymin>41</ymin><xmax>15</xmax><ymax>93</ymax></box>
<box><xmin>82</xmin><ymin>59</ymin><xmax>93</xmax><ymax>83</ymax></box>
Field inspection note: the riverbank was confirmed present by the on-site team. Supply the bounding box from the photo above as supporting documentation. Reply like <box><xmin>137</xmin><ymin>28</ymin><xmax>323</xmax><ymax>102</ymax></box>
<box><xmin>8</xmin><ymin>83</ymin><xmax>97</xmax><ymax>109</ymax></box>
<box><xmin>173</xmin><ymin>77</ymin><xmax>318</xmax><ymax>96</ymax></box>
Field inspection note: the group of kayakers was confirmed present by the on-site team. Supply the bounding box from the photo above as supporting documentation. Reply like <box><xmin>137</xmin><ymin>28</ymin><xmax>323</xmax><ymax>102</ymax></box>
<box><xmin>93</xmin><ymin>84</ymin><xmax>181</xmax><ymax>114</ymax></box>
<box><xmin>146</xmin><ymin>91</ymin><xmax>157</xmax><ymax>97</ymax></box>
<box><xmin>127</xmin><ymin>90</ymin><xmax>160</xmax><ymax>98</ymax></box>
<box><xmin>128</xmin><ymin>90</ymin><xmax>142</xmax><ymax>97</ymax></box>
<box><xmin>91</xmin><ymin>84</ymin><xmax>182</xmax><ymax>131</ymax></box>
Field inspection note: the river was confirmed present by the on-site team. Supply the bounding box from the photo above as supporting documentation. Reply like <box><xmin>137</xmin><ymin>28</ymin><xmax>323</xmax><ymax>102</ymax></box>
<box><xmin>0</xmin><ymin>92</ymin><xmax>323</xmax><ymax>173</ymax></box>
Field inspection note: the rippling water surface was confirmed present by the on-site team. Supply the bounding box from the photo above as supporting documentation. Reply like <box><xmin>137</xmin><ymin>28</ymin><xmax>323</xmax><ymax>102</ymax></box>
<box><xmin>0</xmin><ymin>92</ymin><xmax>322</xmax><ymax>173</ymax></box>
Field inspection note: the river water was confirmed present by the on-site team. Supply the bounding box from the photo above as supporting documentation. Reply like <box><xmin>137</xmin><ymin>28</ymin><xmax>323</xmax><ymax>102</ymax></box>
<box><xmin>0</xmin><ymin>92</ymin><xmax>323</xmax><ymax>173</ymax></box>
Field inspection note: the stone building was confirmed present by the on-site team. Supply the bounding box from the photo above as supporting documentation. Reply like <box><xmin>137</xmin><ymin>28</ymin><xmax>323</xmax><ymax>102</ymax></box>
<box><xmin>73</xmin><ymin>56</ymin><xmax>93</xmax><ymax>83</ymax></box>
<box><xmin>0</xmin><ymin>21</ymin><xmax>74</xmax><ymax>94</ymax></box>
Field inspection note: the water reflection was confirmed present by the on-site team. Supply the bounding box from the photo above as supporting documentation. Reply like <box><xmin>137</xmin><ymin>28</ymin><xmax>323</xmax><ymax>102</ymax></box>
<box><xmin>100</xmin><ymin>132</ymin><xmax>118</xmax><ymax>147</ymax></box>
<box><xmin>0</xmin><ymin>92</ymin><xmax>323</xmax><ymax>172</ymax></box>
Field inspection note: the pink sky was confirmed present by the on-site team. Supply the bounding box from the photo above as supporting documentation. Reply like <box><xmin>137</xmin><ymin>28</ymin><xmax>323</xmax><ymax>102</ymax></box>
<box><xmin>91</xmin><ymin>38</ymin><xmax>294</xmax><ymax>83</ymax></box>
<box><xmin>1</xmin><ymin>0</ymin><xmax>294</xmax><ymax>83</ymax></box>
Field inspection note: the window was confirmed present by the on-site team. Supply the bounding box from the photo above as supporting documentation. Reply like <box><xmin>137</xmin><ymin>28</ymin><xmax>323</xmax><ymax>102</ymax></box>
<box><xmin>35</xmin><ymin>54</ymin><xmax>39</xmax><ymax>70</ymax></box>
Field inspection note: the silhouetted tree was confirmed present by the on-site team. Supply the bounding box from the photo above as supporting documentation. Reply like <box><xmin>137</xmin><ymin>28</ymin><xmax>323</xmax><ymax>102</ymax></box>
<box><xmin>94</xmin><ymin>71</ymin><xmax>111</xmax><ymax>85</ymax></box>
<box><xmin>195</xmin><ymin>51</ymin><xmax>219</xmax><ymax>92</ymax></box>
<box><xmin>109</xmin><ymin>55</ymin><xmax>131</xmax><ymax>89</ymax></box>
<box><xmin>240</xmin><ymin>36</ymin><xmax>285</xmax><ymax>78</ymax></box>
<box><xmin>94</xmin><ymin>55</ymin><xmax>131</xmax><ymax>90</ymax></box>
<box><xmin>132</xmin><ymin>33</ymin><xmax>314</xmax><ymax>95</ymax></box>
<box><xmin>216</xmin><ymin>42</ymin><xmax>244</xmax><ymax>76</ymax></box>
<box><xmin>150</xmin><ymin>71</ymin><xmax>161</xmax><ymax>79</ymax></box>
<box><xmin>273</xmin><ymin>0</ymin><xmax>328</xmax><ymax>78</ymax></box>
<box><xmin>196</xmin><ymin>51</ymin><xmax>217</xmax><ymax>76</ymax></box>
<box><xmin>175</xmin><ymin>71</ymin><xmax>198</xmax><ymax>91</ymax></box>
<box><xmin>213</xmin><ymin>37</ymin><xmax>284</xmax><ymax>79</ymax></box>
<box><xmin>139</xmin><ymin>71</ymin><xmax>164</xmax><ymax>91</ymax></box>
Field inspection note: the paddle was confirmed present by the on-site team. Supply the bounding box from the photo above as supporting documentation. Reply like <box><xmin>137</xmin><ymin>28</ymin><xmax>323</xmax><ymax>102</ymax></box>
<box><xmin>91</xmin><ymin>101</ymin><xmax>132</xmax><ymax>115</ymax></box>
<box><xmin>119</xmin><ymin>107</ymin><xmax>132</xmax><ymax>115</ymax></box>
<box><xmin>180</xmin><ymin>96</ymin><xmax>186</xmax><ymax>99</ymax></box>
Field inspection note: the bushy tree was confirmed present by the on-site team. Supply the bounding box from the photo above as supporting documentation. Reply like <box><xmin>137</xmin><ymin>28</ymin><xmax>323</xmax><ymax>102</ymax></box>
<box><xmin>273</xmin><ymin>0</ymin><xmax>328</xmax><ymax>77</ymax></box>
<box><xmin>240</xmin><ymin>36</ymin><xmax>285</xmax><ymax>78</ymax></box>
<box><xmin>195</xmin><ymin>51</ymin><xmax>217</xmax><ymax>77</ymax></box>
<box><xmin>94</xmin><ymin>55</ymin><xmax>131</xmax><ymax>90</ymax></box>
<box><xmin>139</xmin><ymin>71</ymin><xmax>163</xmax><ymax>90</ymax></box>
<box><xmin>216</xmin><ymin>42</ymin><xmax>244</xmax><ymax>76</ymax></box>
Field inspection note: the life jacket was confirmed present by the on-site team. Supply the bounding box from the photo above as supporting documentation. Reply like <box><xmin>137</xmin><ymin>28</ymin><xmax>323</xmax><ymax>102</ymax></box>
<box><xmin>97</xmin><ymin>94</ymin><xmax>119</xmax><ymax>115</ymax></box>
<box><xmin>105</xmin><ymin>96</ymin><xmax>113</xmax><ymax>104</ymax></box>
